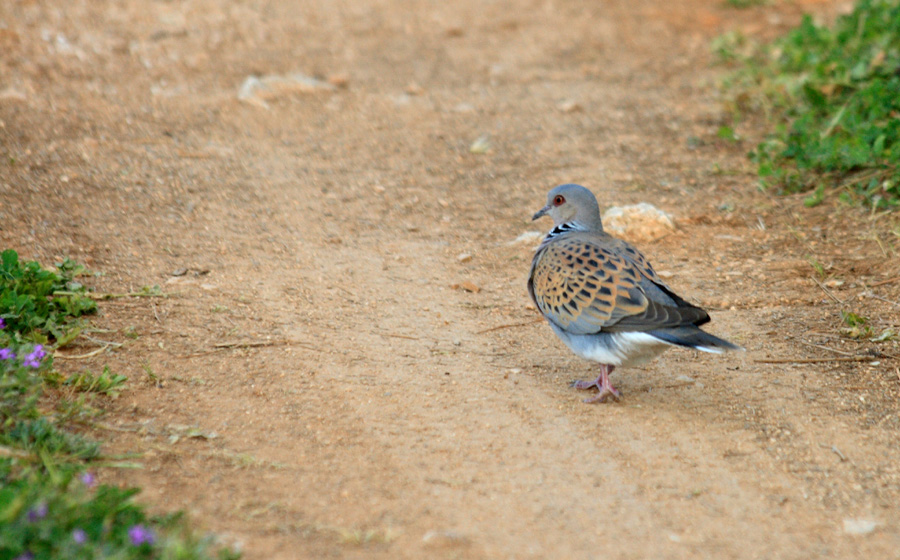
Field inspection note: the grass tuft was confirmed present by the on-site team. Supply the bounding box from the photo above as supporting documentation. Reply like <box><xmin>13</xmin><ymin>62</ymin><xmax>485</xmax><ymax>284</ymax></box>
<box><xmin>0</xmin><ymin>250</ymin><xmax>239</xmax><ymax>559</ymax></box>
<box><xmin>716</xmin><ymin>0</ymin><xmax>900</xmax><ymax>208</ymax></box>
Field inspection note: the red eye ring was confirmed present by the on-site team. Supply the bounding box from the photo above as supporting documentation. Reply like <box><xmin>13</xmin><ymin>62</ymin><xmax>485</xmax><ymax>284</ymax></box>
<box><xmin>553</xmin><ymin>195</ymin><xmax>565</xmax><ymax>206</ymax></box>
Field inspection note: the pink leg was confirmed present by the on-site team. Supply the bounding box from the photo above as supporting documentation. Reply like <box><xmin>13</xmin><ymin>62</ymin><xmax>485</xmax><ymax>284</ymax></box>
<box><xmin>571</xmin><ymin>364</ymin><xmax>621</xmax><ymax>403</ymax></box>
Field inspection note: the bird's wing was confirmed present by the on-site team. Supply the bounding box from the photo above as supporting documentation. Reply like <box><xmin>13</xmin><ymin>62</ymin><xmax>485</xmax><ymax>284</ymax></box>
<box><xmin>528</xmin><ymin>235</ymin><xmax>708</xmax><ymax>335</ymax></box>
<box><xmin>606</xmin><ymin>237</ymin><xmax>708</xmax><ymax>319</ymax></box>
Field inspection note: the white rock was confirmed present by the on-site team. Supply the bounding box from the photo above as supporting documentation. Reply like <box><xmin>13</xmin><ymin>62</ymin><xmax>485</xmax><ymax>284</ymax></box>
<box><xmin>0</xmin><ymin>87</ymin><xmax>27</xmax><ymax>104</ymax></box>
<box><xmin>237</xmin><ymin>73</ymin><xmax>335</xmax><ymax>109</ymax></box>
<box><xmin>558</xmin><ymin>99</ymin><xmax>582</xmax><ymax>113</ymax></box>
<box><xmin>842</xmin><ymin>518</ymin><xmax>878</xmax><ymax>536</ymax></box>
<box><xmin>602</xmin><ymin>203</ymin><xmax>675</xmax><ymax>242</ymax></box>
<box><xmin>509</xmin><ymin>231</ymin><xmax>544</xmax><ymax>246</ymax></box>
<box><xmin>422</xmin><ymin>530</ymin><xmax>468</xmax><ymax>546</ymax></box>
<box><xmin>391</xmin><ymin>93</ymin><xmax>412</xmax><ymax>106</ymax></box>
<box><xmin>469</xmin><ymin>135</ymin><xmax>491</xmax><ymax>154</ymax></box>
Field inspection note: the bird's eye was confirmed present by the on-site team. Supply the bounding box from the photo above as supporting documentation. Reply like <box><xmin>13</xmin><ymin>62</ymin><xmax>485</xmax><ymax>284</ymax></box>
<box><xmin>553</xmin><ymin>195</ymin><xmax>565</xmax><ymax>206</ymax></box>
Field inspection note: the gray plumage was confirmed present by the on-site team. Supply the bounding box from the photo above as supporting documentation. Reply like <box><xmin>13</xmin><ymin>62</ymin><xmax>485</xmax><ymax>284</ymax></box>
<box><xmin>528</xmin><ymin>184</ymin><xmax>741</xmax><ymax>403</ymax></box>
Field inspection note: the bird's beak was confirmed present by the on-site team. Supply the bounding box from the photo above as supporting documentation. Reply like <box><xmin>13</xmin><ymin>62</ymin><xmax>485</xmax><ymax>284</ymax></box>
<box><xmin>532</xmin><ymin>204</ymin><xmax>551</xmax><ymax>221</ymax></box>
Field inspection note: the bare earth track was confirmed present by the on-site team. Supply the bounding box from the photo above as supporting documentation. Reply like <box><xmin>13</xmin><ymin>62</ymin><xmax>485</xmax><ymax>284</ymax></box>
<box><xmin>2</xmin><ymin>1</ymin><xmax>900</xmax><ymax>558</ymax></box>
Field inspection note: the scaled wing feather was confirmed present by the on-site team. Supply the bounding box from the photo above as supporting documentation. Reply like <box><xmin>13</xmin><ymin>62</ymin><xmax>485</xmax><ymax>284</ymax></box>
<box><xmin>529</xmin><ymin>236</ymin><xmax>708</xmax><ymax>334</ymax></box>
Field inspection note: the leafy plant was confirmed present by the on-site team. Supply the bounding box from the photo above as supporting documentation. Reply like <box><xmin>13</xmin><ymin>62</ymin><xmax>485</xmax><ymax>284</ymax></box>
<box><xmin>717</xmin><ymin>0</ymin><xmax>900</xmax><ymax>208</ymax></box>
<box><xmin>0</xmin><ymin>250</ymin><xmax>97</xmax><ymax>344</ymax></box>
<box><xmin>64</xmin><ymin>367</ymin><xmax>128</xmax><ymax>398</ymax></box>
<box><xmin>717</xmin><ymin>125</ymin><xmax>741</xmax><ymax>143</ymax></box>
<box><xmin>840</xmin><ymin>310</ymin><xmax>874</xmax><ymax>339</ymax></box>
<box><xmin>804</xmin><ymin>184</ymin><xmax>827</xmax><ymax>207</ymax></box>
<box><xmin>0</xmin><ymin>466</ymin><xmax>240</xmax><ymax>560</ymax></box>
<box><xmin>724</xmin><ymin>0</ymin><xmax>767</xmax><ymax>8</ymax></box>
<box><xmin>807</xmin><ymin>256</ymin><xmax>827</xmax><ymax>279</ymax></box>
<box><xmin>0</xmin><ymin>251</ymin><xmax>239</xmax><ymax>559</ymax></box>
<box><xmin>841</xmin><ymin>310</ymin><xmax>868</xmax><ymax>327</ymax></box>
<box><xmin>0</xmin><ymin>340</ymin><xmax>52</xmax><ymax>424</ymax></box>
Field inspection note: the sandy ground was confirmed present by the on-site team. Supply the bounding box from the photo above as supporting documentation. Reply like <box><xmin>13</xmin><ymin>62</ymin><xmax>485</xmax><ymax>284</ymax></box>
<box><xmin>2</xmin><ymin>0</ymin><xmax>900</xmax><ymax>558</ymax></box>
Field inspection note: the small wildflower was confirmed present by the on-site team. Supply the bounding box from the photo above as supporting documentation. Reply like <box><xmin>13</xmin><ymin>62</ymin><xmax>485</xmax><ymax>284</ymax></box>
<box><xmin>128</xmin><ymin>524</ymin><xmax>156</xmax><ymax>546</ymax></box>
<box><xmin>14</xmin><ymin>553</ymin><xmax>34</xmax><ymax>560</ymax></box>
<box><xmin>80</xmin><ymin>472</ymin><xmax>95</xmax><ymax>487</ymax></box>
<box><xmin>72</xmin><ymin>528</ymin><xmax>87</xmax><ymax>544</ymax></box>
<box><xmin>0</xmin><ymin>317</ymin><xmax>5</xmax><ymax>329</ymax></box>
<box><xmin>0</xmin><ymin>348</ymin><xmax>14</xmax><ymax>360</ymax></box>
<box><xmin>23</xmin><ymin>345</ymin><xmax>46</xmax><ymax>368</ymax></box>
<box><xmin>26</xmin><ymin>502</ymin><xmax>48</xmax><ymax>522</ymax></box>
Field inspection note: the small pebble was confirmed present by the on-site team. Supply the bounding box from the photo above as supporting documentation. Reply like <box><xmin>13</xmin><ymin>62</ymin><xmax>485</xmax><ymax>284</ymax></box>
<box><xmin>469</xmin><ymin>135</ymin><xmax>491</xmax><ymax>154</ymax></box>
<box><xmin>422</xmin><ymin>530</ymin><xmax>468</xmax><ymax>546</ymax></box>
<box><xmin>510</xmin><ymin>231</ymin><xmax>543</xmax><ymax>246</ymax></box>
<box><xmin>843</xmin><ymin>518</ymin><xmax>878</xmax><ymax>536</ymax></box>
<box><xmin>558</xmin><ymin>99</ymin><xmax>582</xmax><ymax>112</ymax></box>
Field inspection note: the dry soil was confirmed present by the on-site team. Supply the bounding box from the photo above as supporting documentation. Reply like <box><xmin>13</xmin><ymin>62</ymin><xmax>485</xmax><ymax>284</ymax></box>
<box><xmin>2</xmin><ymin>1</ymin><xmax>900</xmax><ymax>559</ymax></box>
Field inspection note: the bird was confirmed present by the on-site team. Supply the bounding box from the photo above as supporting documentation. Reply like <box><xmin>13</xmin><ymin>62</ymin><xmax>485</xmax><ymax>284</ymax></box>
<box><xmin>528</xmin><ymin>183</ymin><xmax>741</xmax><ymax>403</ymax></box>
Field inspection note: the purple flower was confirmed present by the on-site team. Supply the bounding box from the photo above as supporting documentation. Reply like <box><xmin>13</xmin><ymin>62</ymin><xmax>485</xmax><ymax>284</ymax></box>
<box><xmin>128</xmin><ymin>524</ymin><xmax>156</xmax><ymax>546</ymax></box>
<box><xmin>14</xmin><ymin>553</ymin><xmax>34</xmax><ymax>560</ymax></box>
<box><xmin>23</xmin><ymin>345</ymin><xmax>45</xmax><ymax>368</ymax></box>
<box><xmin>26</xmin><ymin>502</ymin><xmax>48</xmax><ymax>522</ymax></box>
<box><xmin>0</xmin><ymin>318</ymin><xmax>5</xmax><ymax>329</ymax></box>
<box><xmin>80</xmin><ymin>472</ymin><xmax>95</xmax><ymax>487</ymax></box>
<box><xmin>72</xmin><ymin>528</ymin><xmax>87</xmax><ymax>544</ymax></box>
<box><xmin>0</xmin><ymin>348</ymin><xmax>14</xmax><ymax>360</ymax></box>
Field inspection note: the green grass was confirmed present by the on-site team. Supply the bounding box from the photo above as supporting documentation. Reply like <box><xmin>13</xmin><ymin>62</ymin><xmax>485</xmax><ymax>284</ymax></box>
<box><xmin>0</xmin><ymin>249</ymin><xmax>239</xmax><ymax>560</ymax></box>
<box><xmin>724</xmin><ymin>0</ymin><xmax>767</xmax><ymax>8</ymax></box>
<box><xmin>63</xmin><ymin>367</ymin><xmax>129</xmax><ymax>398</ymax></box>
<box><xmin>716</xmin><ymin>0</ymin><xmax>900</xmax><ymax>208</ymax></box>
<box><xmin>0</xmin><ymin>471</ymin><xmax>237</xmax><ymax>560</ymax></box>
<box><xmin>0</xmin><ymin>250</ymin><xmax>96</xmax><ymax>346</ymax></box>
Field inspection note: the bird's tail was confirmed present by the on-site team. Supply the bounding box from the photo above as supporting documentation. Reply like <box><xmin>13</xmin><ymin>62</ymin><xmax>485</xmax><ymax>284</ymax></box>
<box><xmin>648</xmin><ymin>326</ymin><xmax>743</xmax><ymax>354</ymax></box>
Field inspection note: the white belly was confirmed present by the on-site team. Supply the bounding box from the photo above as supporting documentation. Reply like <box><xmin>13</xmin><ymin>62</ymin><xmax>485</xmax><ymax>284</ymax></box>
<box><xmin>550</xmin><ymin>324</ymin><xmax>672</xmax><ymax>367</ymax></box>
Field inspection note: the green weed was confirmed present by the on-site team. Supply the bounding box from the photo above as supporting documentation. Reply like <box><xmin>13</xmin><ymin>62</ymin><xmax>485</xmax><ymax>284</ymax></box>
<box><xmin>806</xmin><ymin>256</ymin><xmax>827</xmax><ymax>279</ymax></box>
<box><xmin>804</xmin><ymin>184</ymin><xmax>827</xmax><ymax>207</ymax></box>
<box><xmin>0</xmin><ymin>250</ymin><xmax>96</xmax><ymax>345</ymax></box>
<box><xmin>141</xmin><ymin>362</ymin><xmax>159</xmax><ymax>385</ymax></box>
<box><xmin>724</xmin><ymin>0</ymin><xmax>767</xmax><ymax>8</ymax></box>
<box><xmin>840</xmin><ymin>310</ymin><xmax>874</xmax><ymax>339</ymax></box>
<box><xmin>64</xmin><ymin>367</ymin><xmax>128</xmax><ymax>397</ymax></box>
<box><xmin>0</xmin><ymin>468</ymin><xmax>240</xmax><ymax>559</ymax></box>
<box><xmin>717</xmin><ymin>125</ymin><xmax>742</xmax><ymax>143</ymax></box>
<box><xmin>716</xmin><ymin>0</ymin><xmax>900</xmax><ymax>208</ymax></box>
<box><xmin>841</xmin><ymin>310</ymin><xmax>868</xmax><ymax>327</ymax></box>
<box><xmin>0</xmin><ymin>250</ymin><xmax>239</xmax><ymax>559</ymax></box>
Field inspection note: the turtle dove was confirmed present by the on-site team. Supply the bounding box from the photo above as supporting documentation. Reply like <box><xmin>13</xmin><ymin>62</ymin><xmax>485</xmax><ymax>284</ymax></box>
<box><xmin>528</xmin><ymin>184</ymin><xmax>741</xmax><ymax>403</ymax></box>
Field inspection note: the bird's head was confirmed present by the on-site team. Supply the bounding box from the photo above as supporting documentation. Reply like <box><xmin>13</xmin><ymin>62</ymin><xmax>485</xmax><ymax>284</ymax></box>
<box><xmin>532</xmin><ymin>183</ymin><xmax>603</xmax><ymax>230</ymax></box>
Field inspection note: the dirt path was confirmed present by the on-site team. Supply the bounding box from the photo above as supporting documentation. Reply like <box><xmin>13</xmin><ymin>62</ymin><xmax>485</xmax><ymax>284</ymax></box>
<box><xmin>3</xmin><ymin>0</ymin><xmax>900</xmax><ymax>558</ymax></box>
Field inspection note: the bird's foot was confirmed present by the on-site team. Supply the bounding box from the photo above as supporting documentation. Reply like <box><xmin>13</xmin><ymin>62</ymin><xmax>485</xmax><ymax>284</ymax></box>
<box><xmin>570</xmin><ymin>364</ymin><xmax>620</xmax><ymax>404</ymax></box>
<box><xmin>569</xmin><ymin>379</ymin><xmax>622</xmax><ymax>402</ymax></box>
<box><xmin>570</xmin><ymin>379</ymin><xmax>599</xmax><ymax>391</ymax></box>
<box><xmin>583</xmin><ymin>386</ymin><xmax>621</xmax><ymax>404</ymax></box>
